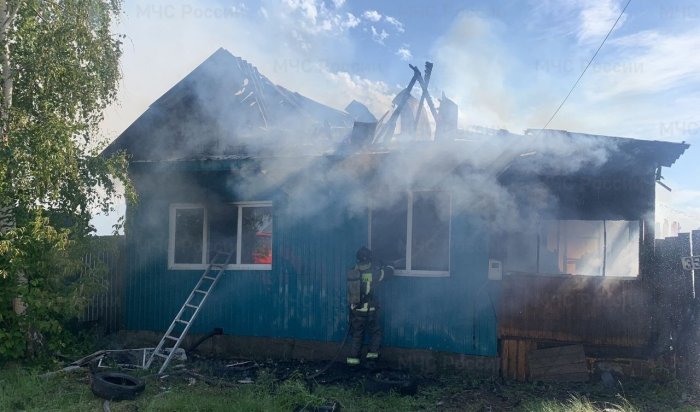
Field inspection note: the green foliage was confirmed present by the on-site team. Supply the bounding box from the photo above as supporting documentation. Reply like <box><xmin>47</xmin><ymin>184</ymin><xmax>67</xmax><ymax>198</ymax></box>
<box><xmin>0</xmin><ymin>0</ymin><xmax>133</xmax><ymax>220</ymax></box>
<box><xmin>523</xmin><ymin>394</ymin><xmax>641</xmax><ymax>412</ymax></box>
<box><xmin>0</xmin><ymin>368</ymin><xmax>97</xmax><ymax>412</ymax></box>
<box><xmin>0</xmin><ymin>0</ymin><xmax>133</xmax><ymax>361</ymax></box>
<box><xmin>0</xmin><ymin>213</ymin><xmax>108</xmax><ymax>361</ymax></box>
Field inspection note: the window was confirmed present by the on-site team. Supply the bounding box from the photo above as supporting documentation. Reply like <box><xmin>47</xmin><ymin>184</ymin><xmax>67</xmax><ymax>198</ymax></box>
<box><xmin>171</xmin><ymin>205</ymin><xmax>206</xmax><ymax>266</ymax></box>
<box><xmin>169</xmin><ymin>202</ymin><xmax>272</xmax><ymax>270</ymax></box>
<box><xmin>370</xmin><ymin>191</ymin><xmax>451</xmax><ymax>276</ymax></box>
<box><xmin>504</xmin><ymin>220</ymin><xmax>639</xmax><ymax>277</ymax></box>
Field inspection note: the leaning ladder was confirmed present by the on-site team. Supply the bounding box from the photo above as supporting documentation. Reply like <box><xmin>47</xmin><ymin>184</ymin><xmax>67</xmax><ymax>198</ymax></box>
<box><xmin>145</xmin><ymin>251</ymin><xmax>232</xmax><ymax>374</ymax></box>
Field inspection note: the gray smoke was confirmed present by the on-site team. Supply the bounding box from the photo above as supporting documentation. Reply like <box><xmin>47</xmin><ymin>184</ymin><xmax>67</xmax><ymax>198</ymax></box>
<box><xmin>224</xmin><ymin>117</ymin><xmax>616</xmax><ymax>233</ymax></box>
<box><xmin>134</xmin><ymin>49</ymin><xmax>620</xmax><ymax>239</ymax></box>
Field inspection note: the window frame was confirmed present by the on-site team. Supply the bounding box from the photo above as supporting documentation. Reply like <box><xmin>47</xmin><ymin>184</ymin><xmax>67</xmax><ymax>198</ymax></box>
<box><xmin>168</xmin><ymin>203</ymin><xmax>208</xmax><ymax>270</ymax></box>
<box><xmin>369</xmin><ymin>191</ymin><xmax>452</xmax><ymax>278</ymax></box>
<box><xmin>168</xmin><ymin>201</ymin><xmax>273</xmax><ymax>271</ymax></box>
<box><xmin>502</xmin><ymin>219</ymin><xmax>641</xmax><ymax>277</ymax></box>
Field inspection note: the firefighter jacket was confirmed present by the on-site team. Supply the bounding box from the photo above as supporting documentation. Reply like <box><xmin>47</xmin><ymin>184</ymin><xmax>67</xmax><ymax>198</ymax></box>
<box><xmin>347</xmin><ymin>263</ymin><xmax>385</xmax><ymax>312</ymax></box>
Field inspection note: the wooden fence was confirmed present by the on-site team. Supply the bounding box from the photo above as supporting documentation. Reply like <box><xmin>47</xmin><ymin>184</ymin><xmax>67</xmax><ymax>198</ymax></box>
<box><xmin>653</xmin><ymin>230</ymin><xmax>700</xmax><ymax>379</ymax></box>
<box><xmin>79</xmin><ymin>236</ymin><xmax>125</xmax><ymax>333</ymax></box>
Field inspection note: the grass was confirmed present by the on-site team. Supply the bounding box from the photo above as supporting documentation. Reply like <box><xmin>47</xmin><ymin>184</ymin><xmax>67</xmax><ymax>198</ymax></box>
<box><xmin>0</xmin><ymin>367</ymin><xmax>433</xmax><ymax>412</ymax></box>
<box><xmin>520</xmin><ymin>394</ymin><xmax>639</xmax><ymax>412</ymax></box>
<box><xmin>0</xmin><ymin>368</ymin><xmax>97</xmax><ymax>411</ymax></box>
<box><xmin>0</xmin><ymin>365</ymin><xmax>698</xmax><ymax>412</ymax></box>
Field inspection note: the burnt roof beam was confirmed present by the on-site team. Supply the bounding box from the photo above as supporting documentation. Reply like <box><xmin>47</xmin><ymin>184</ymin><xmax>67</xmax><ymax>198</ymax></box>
<box><xmin>409</xmin><ymin>64</ymin><xmax>439</xmax><ymax>133</ymax></box>
<box><xmin>372</xmin><ymin>70</ymin><xmax>419</xmax><ymax>144</ymax></box>
<box><xmin>414</xmin><ymin>62</ymin><xmax>433</xmax><ymax>133</ymax></box>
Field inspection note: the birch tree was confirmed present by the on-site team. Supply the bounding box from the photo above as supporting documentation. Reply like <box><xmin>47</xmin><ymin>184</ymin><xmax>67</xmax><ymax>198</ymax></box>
<box><xmin>0</xmin><ymin>0</ymin><xmax>131</xmax><ymax>360</ymax></box>
<box><xmin>0</xmin><ymin>0</ymin><xmax>18</xmax><ymax>233</ymax></box>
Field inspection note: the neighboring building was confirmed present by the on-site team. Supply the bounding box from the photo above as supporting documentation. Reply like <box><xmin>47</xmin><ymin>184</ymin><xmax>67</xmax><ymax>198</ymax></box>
<box><xmin>104</xmin><ymin>48</ymin><xmax>689</xmax><ymax>376</ymax></box>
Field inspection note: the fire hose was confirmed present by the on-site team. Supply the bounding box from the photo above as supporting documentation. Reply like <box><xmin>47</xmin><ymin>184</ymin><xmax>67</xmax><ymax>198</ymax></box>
<box><xmin>304</xmin><ymin>265</ymin><xmax>393</xmax><ymax>380</ymax></box>
<box><xmin>304</xmin><ymin>321</ymin><xmax>352</xmax><ymax>380</ymax></box>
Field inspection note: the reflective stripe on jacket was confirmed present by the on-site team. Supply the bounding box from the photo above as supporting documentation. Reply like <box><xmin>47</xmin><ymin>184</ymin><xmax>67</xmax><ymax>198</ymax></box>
<box><xmin>353</xmin><ymin>263</ymin><xmax>384</xmax><ymax>312</ymax></box>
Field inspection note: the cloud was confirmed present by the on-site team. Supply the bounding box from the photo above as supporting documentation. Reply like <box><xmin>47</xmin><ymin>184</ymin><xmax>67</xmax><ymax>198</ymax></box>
<box><xmin>343</xmin><ymin>12</ymin><xmax>360</xmax><ymax>29</ymax></box>
<box><xmin>396</xmin><ymin>45</ymin><xmax>412</xmax><ymax>61</ymax></box>
<box><xmin>525</xmin><ymin>0</ymin><xmax>627</xmax><ymax>43</ymax></box>
<box><xmin>281</xmin><ymin>0</ymin><xmax>360</xmax><ymax>35</ymax></box>
<box><xmin>362</xmin><ymin>10</ymin><xmax>382</xmax><ymax>22</ymax></box>
<box><xmin>321</xmin><ymin>70</ymin><xmax>394</xmax><ymax>116</ymax></box>
<box><xmin>283</xmin><ymin>0</ymin><xmax>318</xmax><ymax>25</ymax></box>
<box><xmin>587</xmin><ymin>28</ymin><xmax>700</xmax><ymax>99</ymax></box>
<box><xmin>371</xmin><ymin>26</ymin><xmax>389</xmax><ymax>44</ymax></box>
<box><xmin>577</xmin><ymin>0</ymin><xmax>627</xmax><ymax>43</ymax></box>
<box><xmin>385</xmin><ymin>15</ymin><xmax>405</xmax><ymax>33</ymax></box>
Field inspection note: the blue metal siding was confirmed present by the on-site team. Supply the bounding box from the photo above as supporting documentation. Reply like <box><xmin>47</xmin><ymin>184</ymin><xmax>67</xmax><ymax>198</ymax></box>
<box><xmin>124</xmin><ymin>168</ymin><xmax>497</xmax><ymax>356</ymax></box>
<box><xmin>379</xmin><ymin>214</ymin><xmax>496</xmax><ymax>355</ymax></box>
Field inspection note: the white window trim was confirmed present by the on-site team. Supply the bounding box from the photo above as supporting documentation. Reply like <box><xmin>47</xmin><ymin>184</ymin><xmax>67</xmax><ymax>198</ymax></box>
<box><xmin>168</xmin><ymin>201</ymin><xmax>273</xmax><ymax>271</ymax></box>
<box><xmin>502</xmin><ymin>219</ymin><xmax>641</xmax><ymax>278</ymax></box>
<box><xmin>369</xmin><ymin>191</ymin><xmax>451</xmax><ymax>278</ymax></box>
<box><xmin>228</xmin><ymin>201</ymin><xmax>272</xmax><ymax>270</ymax></box>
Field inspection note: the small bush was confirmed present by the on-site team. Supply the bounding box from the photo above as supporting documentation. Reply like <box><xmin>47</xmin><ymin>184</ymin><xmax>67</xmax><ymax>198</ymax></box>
<box><xmin>0</xmin><ymin>213</ymin><xmax>110</xmax><ymax>363</ymax></box>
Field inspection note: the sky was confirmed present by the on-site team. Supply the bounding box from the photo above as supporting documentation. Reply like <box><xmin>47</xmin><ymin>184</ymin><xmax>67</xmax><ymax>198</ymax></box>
<box><xmin>93</xmin><ymin>0</ymin><xmax>700</xmax><ymax>236</ymax></box>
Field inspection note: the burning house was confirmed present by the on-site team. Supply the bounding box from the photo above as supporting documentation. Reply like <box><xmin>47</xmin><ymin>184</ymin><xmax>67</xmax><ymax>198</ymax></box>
<box><xmin>104</xmin><ymin>48</ymin><xmax>690</xmax><ymax>379</ymax></box>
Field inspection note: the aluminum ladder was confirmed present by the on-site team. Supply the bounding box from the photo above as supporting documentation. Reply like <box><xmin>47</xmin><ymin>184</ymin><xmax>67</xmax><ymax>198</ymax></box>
<box><xmin>145</xmin><ymin>251</ymin><xmax>232</xmax><ymax>374</ymax></box>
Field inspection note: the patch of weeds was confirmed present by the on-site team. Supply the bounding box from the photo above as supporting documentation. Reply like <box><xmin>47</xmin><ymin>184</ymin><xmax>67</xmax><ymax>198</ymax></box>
<box><xmin>277</xmin><ymin>378</ymin><xmax>324</xmax><ymax>410</ymax></box>
<box><xmin>520</xmin><ymin>392</ymin><xmax>688</xmax><ymax>412</ymax></box>
<box><xmin>3</xmin><ymin>362</ymin><xmax>699</xmax><ymax>412</ymax></box>
<box><xmin>313</xmin><ymin>377</ymin><xmax>440</xmax><ymax>412</ymax></box>
<box><xmin>0</xmin><ymin>367</ymin><xmax>97</xmax><ymax>412</ymax></box>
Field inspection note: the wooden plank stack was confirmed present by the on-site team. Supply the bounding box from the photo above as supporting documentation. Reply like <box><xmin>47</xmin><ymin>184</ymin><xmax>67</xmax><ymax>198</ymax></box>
<box><xmin>528</xmin><ymin>344</ymin><xmax>589</xmax><ymax>382</ymax></box>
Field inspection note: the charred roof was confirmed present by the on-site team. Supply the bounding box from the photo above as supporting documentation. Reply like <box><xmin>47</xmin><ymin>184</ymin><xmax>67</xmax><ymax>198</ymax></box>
<box><xmin>103</xmin><ymin>49</ymin><xmax>688</xmax><ymax>174</ymax></box>
<box><xmin>103</xmin><ymin>48</ymin><xmax>352</xmax><ymax>162</ymax></box>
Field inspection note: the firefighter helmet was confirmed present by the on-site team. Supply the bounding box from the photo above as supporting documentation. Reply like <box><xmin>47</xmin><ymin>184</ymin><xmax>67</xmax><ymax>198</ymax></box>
<box><xmin>356</xmin><ymin>246</ymin><xmax>372</xmax><ymax>264</ymax></box>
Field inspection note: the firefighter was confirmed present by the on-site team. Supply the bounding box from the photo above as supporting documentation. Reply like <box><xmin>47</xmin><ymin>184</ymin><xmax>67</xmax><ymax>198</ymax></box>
<box><xmin>346</xmin><ymin>246</ymin><xmax>393</xmax><ymax>366</ymax></box>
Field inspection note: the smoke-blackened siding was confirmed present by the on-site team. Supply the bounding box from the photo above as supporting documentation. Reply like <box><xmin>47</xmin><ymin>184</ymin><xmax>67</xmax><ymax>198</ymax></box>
<box><xmin>123</xmin><ymin>165</ymin><xmax>496</xmax><ymax>356</ymax></box>
<box><xmin>499</xmin><ymin>275</ymin><xmax>653</xmax><ymax>347</ymax></box>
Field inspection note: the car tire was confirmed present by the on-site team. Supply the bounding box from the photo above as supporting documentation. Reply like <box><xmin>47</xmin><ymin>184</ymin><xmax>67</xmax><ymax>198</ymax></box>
<box><xmin>90</xmin><ymin>372</ymin><xmax>145</xmax><ymax>401</ymax></box>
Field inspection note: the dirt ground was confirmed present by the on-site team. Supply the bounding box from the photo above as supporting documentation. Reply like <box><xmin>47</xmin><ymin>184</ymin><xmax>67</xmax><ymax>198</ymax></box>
<box><xmin>144</xmin><ymin>354</ymin><xmax>700</xmax><ymax>411</ymax></box>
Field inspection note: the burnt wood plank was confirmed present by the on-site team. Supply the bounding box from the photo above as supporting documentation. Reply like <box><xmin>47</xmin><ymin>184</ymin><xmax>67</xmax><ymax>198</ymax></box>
<box><xmin>516</xmin><ymin>339</ymin><xmax>528</xmax><ymax>381</ymax></box>
<box><xmin>533</xmin><ymin>372</ymin><xmax>589</xmax><ymax>382</ymax></box>
<box><xmin>500</xmin><ymin>339</ymin><xmax>537</xmax><ymax>381</ymax></box>
<box><xmin>528</xmin><ymin>344</ymin><xmax>584</xmax><ymax>362</ymax></box>
<box><xmin>500</xmin><ymin>339</ymin><xmax>512</xmax><ymax>379</ymax></box>
<box><xmin>528</xmin><ymin>344</ymin><xmax>588</xmax><ymax>382</ymax></box>
<box><xmin>530</xmin><ymin>362</ymin><xmax>588</xmax><ymax>376</ymax></box>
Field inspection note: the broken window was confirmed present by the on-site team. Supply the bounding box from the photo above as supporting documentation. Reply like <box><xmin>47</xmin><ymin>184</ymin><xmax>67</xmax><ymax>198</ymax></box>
<box><xmin>503</xmin><ymin>220</ymin><xmax>639</xmax><ymax>277</ymax></box>
<box><xmin>169</xmin><ymin>202</ymin><xmax>272</xmax><ymax>270</ymax></box>
<box><xmin>371</xmin><ymin>191</ymin><xmax>451</xmax><ymax>276</ymax></box>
